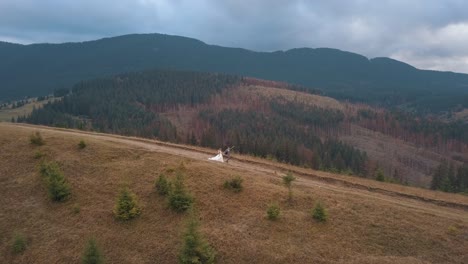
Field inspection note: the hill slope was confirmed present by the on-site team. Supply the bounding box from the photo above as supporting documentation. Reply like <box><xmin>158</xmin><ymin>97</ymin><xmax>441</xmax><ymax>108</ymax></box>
<box><xmin>1</xmin><ymin>123</ymin><xmax>467</xmax><ymax>263</ymax></box>
<box><xmin>1</xmin><ymin>34</ymin><xmax>468</xmax><ymax>112</ymax></box>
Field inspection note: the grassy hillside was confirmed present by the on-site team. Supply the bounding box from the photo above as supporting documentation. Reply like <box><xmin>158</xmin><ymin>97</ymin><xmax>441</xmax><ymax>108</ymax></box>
<box><xmin>1</xmin><ymin>33</ymin><xmax>468</xmax><ymax>113</ymax></box>
<box><xmin>0</xmin><ymin>123</ymin><xmax>467</xmax><ymax>263</ymax></box>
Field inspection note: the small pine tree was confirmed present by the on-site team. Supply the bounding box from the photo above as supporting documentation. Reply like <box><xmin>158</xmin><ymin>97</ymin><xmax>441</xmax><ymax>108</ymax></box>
<box><xmin>168</xmin><ymin>173</ymin><xmax>193</xmax><ymax>212</ymax></box>
<box><xmin>179</xmin><ymin>217</ymin><xmax>216</xmax><ymax>264</ymax></box>
<box><xmin>282</xmin><ymin>172</ymin><xmax>296</xmax><ymax>202</ymax></box>
<box><xmin>375</xmin><ymin>168</ymin><xmax>385</xmax><ymax>182</ymax></box>
<box><xmin>155</xmin><ymin>173</ymin><xmax>172</xmax><ymax>196</ymax></box>
<box><xmin>30</xmin><ymin>131</ymin><xmax>45</xmax><ymax>146</ymax></box>
<box><xmin>312</xmin><ymin>202</ymin><xmax>327</xmax><ymax>222</ymax></box>
<box><xmin>38</xmin><ymin>160</ymin><xmax>48</xmax><ymax>176</ymax></box>
<box><xmin>39</xmin><ymin>160</ymin><xmax>60</xmax><ymax>178</ymax></box>
<box><xmin>113</xmin><ymin>188</ymin><xmax>141</xmax><ymax>220</ymax></box>
<box><xmin>78</xmin><ymin>140</ymin><xmax>87</xmax><ymax>149</ymax></box>
<box><xmin>223</xmin><ymin>176</ymin><xmax>243</xmax><ymax>192</ymax></box>
<box><xmin>266</xmin><ymin>203</ymin><xmax>280</xmax><ymax>221</ymax></box>
<box><xmin>39</xmin><ymin>161</ymin><xmax>70</xmax><ymax>202</ymax></box>
<box><xmin>47</xmin><ymin>169</ymin><xmax>71</xmax><ymax>202</ymax></box>
<box><xmin>82</xmin><ymin>238</ymin><xmax>103</xmax><ymax>264</ymax></box>
<box><xmin>12</xmin><ymin>233</ymin><xmax>27</xmax><ymax>254</ymax></box>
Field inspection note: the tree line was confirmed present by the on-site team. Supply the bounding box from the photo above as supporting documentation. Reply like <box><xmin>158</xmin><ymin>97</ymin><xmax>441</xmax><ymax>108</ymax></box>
<box><xmin>431</xmin><ymin>160</ymin><xmax>468</xmax><ymax>193</ymax></box>
<box><xmin>199</xmin><ymin>108</ymin><xmax>367</xmax><ymax>175</ymax></box>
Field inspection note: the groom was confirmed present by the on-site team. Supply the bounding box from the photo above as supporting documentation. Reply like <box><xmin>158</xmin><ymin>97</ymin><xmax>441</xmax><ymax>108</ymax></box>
<box><xmin>223</xmin><ymin>146</ymin><xmax>233</xmax><ymax>163</ymax></box>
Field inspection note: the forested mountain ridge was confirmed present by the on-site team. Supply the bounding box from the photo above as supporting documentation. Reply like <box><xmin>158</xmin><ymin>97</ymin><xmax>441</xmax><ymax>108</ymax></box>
<box><xmin>19</xmin><ymin>69</ymin><xmax>468</xmax><ymax>189</ymax></box>
<box><xmin>1</xmin><ymin>33</ymin><xmax>468</xmax><ymax>113</ymax></box>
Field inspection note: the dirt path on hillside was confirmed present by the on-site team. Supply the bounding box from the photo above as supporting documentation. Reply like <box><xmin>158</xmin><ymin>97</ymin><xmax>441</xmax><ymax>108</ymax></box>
<box><xmin>5</xmin><ymin>123</ymin><xmax>468</xmax><ymax>222</ymax></box>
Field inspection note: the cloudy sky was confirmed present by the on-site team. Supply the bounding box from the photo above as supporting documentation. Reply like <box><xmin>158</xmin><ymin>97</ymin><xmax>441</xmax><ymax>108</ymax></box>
<box><xmin>1</xmin><ymin>0</ymin><xmax>468</xmax><ymax>73</ymax></box>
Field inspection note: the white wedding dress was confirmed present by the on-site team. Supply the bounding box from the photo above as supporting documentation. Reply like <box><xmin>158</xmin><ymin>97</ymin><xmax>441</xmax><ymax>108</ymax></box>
<box><xmin>208</xmin><ymin>152</ymin><xmax>224</xmax><ymax>162</ymax></box>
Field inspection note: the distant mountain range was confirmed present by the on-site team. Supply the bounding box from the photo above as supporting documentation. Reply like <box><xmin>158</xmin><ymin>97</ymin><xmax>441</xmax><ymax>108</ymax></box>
<box><xmin>1</xmin><ymin>33</ymin><xmax>468</xmax><ymax>112</ymax></box>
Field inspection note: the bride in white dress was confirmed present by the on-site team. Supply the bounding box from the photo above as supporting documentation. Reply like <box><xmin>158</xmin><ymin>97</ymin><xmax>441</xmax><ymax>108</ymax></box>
<box><xmin>208</xmin><ymin>149</ymin><xmax>224</xmax><ymax>162</ymax></box>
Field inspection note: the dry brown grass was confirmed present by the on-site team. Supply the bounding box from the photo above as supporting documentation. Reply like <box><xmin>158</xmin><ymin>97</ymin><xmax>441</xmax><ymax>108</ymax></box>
<box><xmin>242</xmin><ymin>85</ymin><xmax>344</xmax><ymax>110</ymax></box>
<box><xmin>1</xmin><ymin>123</ymin><xmax>467</xmax><ymax>263</ymax></box>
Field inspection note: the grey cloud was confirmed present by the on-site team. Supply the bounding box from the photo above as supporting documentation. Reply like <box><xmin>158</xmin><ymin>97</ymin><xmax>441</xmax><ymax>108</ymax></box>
<box><xmin>1</xmin><ymin>0</ymin><xmax>468</xmax><ymax>73</ymax></box>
